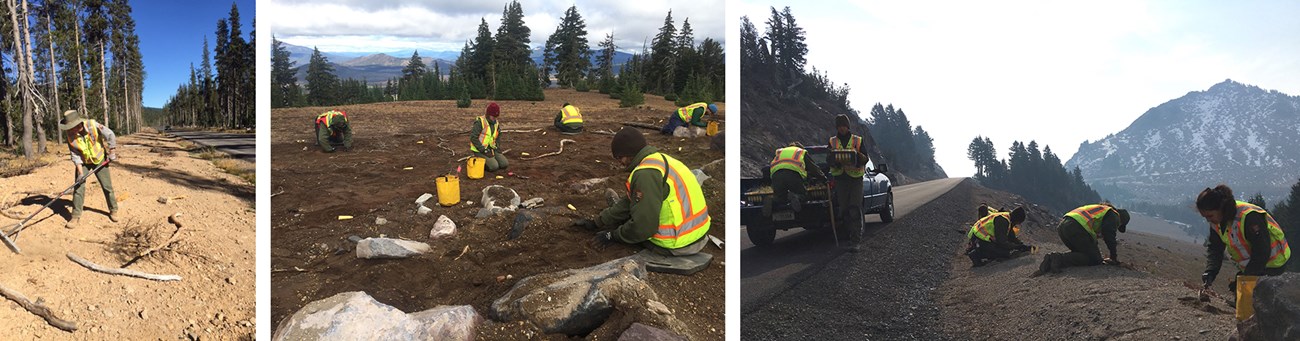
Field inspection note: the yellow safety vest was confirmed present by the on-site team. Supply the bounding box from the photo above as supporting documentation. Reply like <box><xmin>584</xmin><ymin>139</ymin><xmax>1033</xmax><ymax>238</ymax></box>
<box><xmin>628</xmin><ymin>152</ymin><xmax>711</xmax><ymax>249</ymax></box>
<box><xmin>968</xmin><ymin>212</ymin><xmax>1009</xmax><ymax>242</ymax></box>
<box><xmin>828</xmin><ymin>134</ymin><xmax>865</xmax><ymax>178</ymax></box>
<box><xmin>469</xmin><ymin>116</ymin><xmax>499</xmax><ymax>153</ymax></box>
<box><xmin>1065</xmin><ymin>204</ymin><xmax>1114</xmax><ymax>239</ymax></box>
<box><xmin>560</xmin><ymin>105</ymin><xmax>583</xmax><ymax>125</ymax></box>
<box><xmin>1214</xmin><ymin>201</ymin><xmax>1291</xmax><ymax>269</ymax></box>
<box><xmin>69</xmin><ymin>120</ymin><xmax>105</xmax><ymax>165</ymax></box>
<box><xmin>677</xmin><ymin>102</ymin><xmax>708</xmax><ymax>122</ymax></box>
<box><xmin>317</xmin><ymin>110</ymin><xmax>347</xmax><ymax>128</ymax></box>
<box><xmin>769</xmin><ymin>146</ymin><xmax>808</xmax><ymax>178</ymax></box>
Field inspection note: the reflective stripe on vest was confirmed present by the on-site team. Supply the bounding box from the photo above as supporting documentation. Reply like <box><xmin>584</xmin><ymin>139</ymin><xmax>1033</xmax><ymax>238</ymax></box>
<box><xmin>470</xmin><ymin>116</ymin><xmax>498</xmax><ymax>153</ymax></box>
<box><xmin>561</xmin><ymin>105</ymin><xmax>583</xmax><ymax>125</ymax></box>
<box><xmin>70</xmin><ymin>120</ymin><xmax>105</xmax><ymax>165</ymax></box>
<box><xmin>968</xmin><ymin>212</ymin><xmax>1008</xmax><ymax>242</ymax></box>
<box><xmin>677</xmin><ymin>102</ymin><xmax>708</xmax><ymax>122</ymax></box>
<box><xmin>1214</xmin><ymin>201</ymin><xmax>1292</xmax><ymax>269</ymax></box>
<box><xmin>828</xmin><ymin>135</ymin><xmax>865</xmax><ymax>178</ymax></box>
<box><xmin>316</xmin><ymin>110</ymin><xmax>347</xmax><ymax>128</ymax></box>
<box><xmin>1065</xmin><ymin>204</ymin><xmax>1113</xmax><ymax>239</ymax></box>
<box><xmin>626</xmin><ymin>153</ymin><xmax>711</xmax><ymax>249</ymax></box>
<box><xmin>769</xmin><ymin>147</ymin><xmax>808</xmax><ymax>178</ymax></box>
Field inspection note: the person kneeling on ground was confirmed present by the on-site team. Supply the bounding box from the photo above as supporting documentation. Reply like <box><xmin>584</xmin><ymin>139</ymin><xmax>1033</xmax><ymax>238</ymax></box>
<box><xmin>966</xmin><ymin>205</ymin><xmax>1032</xmax><ymax>267</ymax></box>
<box><xmin>572</xmin><ymin>127</ymin><xmax>711</xmax><ymax>256</ymax></box>
<box><xmin>1038</xmin><ymin>203</ymin><xmax>1129</xmax><ymax>274</ymax></box>
<box><xmin>314</xmin><ymin>110</ymin><xmax>352</xmax><ymax>152</ymax></box>
<box><xmin>554</xmin><ymin>103</ymin><xmax>583</xmax><ymax>134</ymax></box>
<box><xmin>1195</xmin><ymin>185</ymin><xmax>1290</xmax><ymax>297</ymax></box>
<box><xmin>470</xmin><ymin>102</ymin><xmax>508</xmax><ymax>172</ymax></box>
<box><xmin>660</xmin><ymin>102</ymin><xmax>716</xmax><ymax>135</ymax></box>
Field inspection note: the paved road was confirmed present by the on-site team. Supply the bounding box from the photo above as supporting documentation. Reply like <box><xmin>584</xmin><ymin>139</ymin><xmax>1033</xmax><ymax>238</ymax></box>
<box><xmin>169</xmin><ymin>131</ymin><xmax>255</xmax><ymax>160</ymax></box>
<box><xmin>739</xmin><ymin>177</ymin><xmax>965</xmax><ymax>311</ymax></box>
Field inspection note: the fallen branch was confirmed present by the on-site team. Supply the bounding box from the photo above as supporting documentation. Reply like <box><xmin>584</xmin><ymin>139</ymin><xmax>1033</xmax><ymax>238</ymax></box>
<box><xmin>453</xmin><ymin>245</ymin><xmax>470</xmax><ymax>261</ymax></box>
<box><xmin>521</xmin><ymin>139</ymin><xmax>576</xmax><ymax>161</ymax></box>
<box><xmin>67</xmin><ymin>253</ymin><xmax>182</xmax><ymax>282</ymax></box>
<box><xmin>501</xmin><ymin>128</ymin><xmax>544</xmax><ymax>133</ymax></box>
<box><xmin>592</xmin><ymin>129</ymin><xmax>618</xmax><ymax>136</ymax></box>
<box><xmin>436</xmin><ymin>137</ymin><xmax>456</xmax><ymax>156</ymax></box>
<box><xmin>0</xmin><ymin>283</ymin><xmax>77</xmax><ymax>332</ymax></box>
<box><xmin>622</xmin><ymin>122</ymin><xmax>662</xmax><ymax>131</ymax></box>
<box><xmin>270</xmin><ymin>189</ymin><xmax>286</xmax><ymax>197</ymax></box>
<box><xmin>456</xmin><ymin>149</ymin><xmax>513</xmax><ymax>162</ymax></box>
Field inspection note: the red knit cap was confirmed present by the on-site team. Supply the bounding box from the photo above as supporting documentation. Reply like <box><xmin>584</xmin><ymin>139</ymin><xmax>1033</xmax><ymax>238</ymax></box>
<box><xmin>486</xmin><ymin>102</ymin><xmax>501</xmax><ymax>118</ymax></box>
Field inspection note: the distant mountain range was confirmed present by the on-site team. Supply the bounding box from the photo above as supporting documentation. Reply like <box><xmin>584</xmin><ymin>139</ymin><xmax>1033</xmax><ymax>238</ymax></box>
<box><xmin>1065</xmin><ymin>79</ymin><xmax>1300</xmax><ymax>206</ymax></box>
<box><xmin>279</xmin><ymin>41</ymin><xmax>633</xmax><ymax>85</ymax></box>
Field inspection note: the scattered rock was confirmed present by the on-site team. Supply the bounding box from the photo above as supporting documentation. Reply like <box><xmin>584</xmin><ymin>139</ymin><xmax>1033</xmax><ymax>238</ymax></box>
<box><xmin>157</xmin><ymin>196</ymin><xmax>170</xmax><ymax>204</ymax></box>
<box><xmin>476</xmin><ymin>207</ymin><xmax>510</xmax><ymax>219</ymax></box>
<box><xmin>356</xmin><ymin>238</ymin><xmax>432</xmax><ymax>259</ymax></box>
<box><xmin>571</xmin><ymin>177</ymin><xmax>607</xmax><ymax>194</ymax></box>
<box><xmin>415</xmin><ymin>193</ymin><xmax>434</xmax><ymax>205</ymax></box>
<box><xmin>619</xmin><ymin>322</ymin><xmax>687</xmax><ymax>341</ymax></box>
<box><xmin>417</xmin><ymin>205</ymin><xmax>433</xmax><ymax>215</ymax></box>
<box><xmin>521</xmin><ymin>197</ymin><xmax>545</xmax><ymax>209</ymax></box>
<box><xmin>482</xmin><ymin>185</ymin><xmax>522</xmax><ymax>210</ymax></box>
<box><xmin>1237</xmin><ymin>272</ymin><xmax>1300</xmax><ymax>341</ymax></box>
<box><xmin>272</xmin><ymin>291</ymin><xmax>481</xmax><ymax>341</ymax></box>
<box><xmin>431</xmin><ymin>215</ymin><xmax>456</xmax><ymax>239</ymax></box>
<box><xmin>710</xmin><ymin>132</ymin><xmax>724</xmax><ymax>151</ymax></box>
<box><xmin>491</xmin><ymin>257</ymin><xmax>691</xmax><ymax>337</ymax></box>
<box><xmin>375</xmin><ymin>217</ymin><xmax>388</xmax><ymax>225</ymax></box>
<box><xmin>508</xmin><ymin>212</ymin><xmax>532</xmax><ymax>240</ymax></box>
<box><xmin>692</xmin><ymin>169</ymin><xmax>710</xmax><ymax>186</ymax></box>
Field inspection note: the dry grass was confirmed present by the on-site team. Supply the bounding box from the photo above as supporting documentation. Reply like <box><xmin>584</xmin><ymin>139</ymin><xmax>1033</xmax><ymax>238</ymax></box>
<box><xmin>0</xmin><ymin>148</ymin><xmax>63</xmax><ymax>178</ymax></box>
<box><xmin>110</xmin><ymin>220</ymin><xmax>182</xmax><ymax>264</ymax></box>
<box><xmin>175</xmin><ymin>140</ymin><xmax>198</xmax><ymax>151</ymax></box>
<box><xmin>192</xmin><ymin>146</ymin><xmax>225</xmax><ymax>160</ymax></box>
<box><xmin>212</xmin><ymin>158</ymin><xmax>255</xmax><ymax>184</ymax></box>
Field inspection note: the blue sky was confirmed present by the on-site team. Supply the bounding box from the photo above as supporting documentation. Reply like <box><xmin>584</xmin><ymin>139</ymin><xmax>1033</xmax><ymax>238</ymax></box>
<box><xmin>136</xmin><ymin>0</ymin><xmax>255</xmax><ymax>108</ymax></box>
<box><xmin>737</xmin><ymin>0</ymin><xmax>1300</xmax><ymax>177</ymax></box>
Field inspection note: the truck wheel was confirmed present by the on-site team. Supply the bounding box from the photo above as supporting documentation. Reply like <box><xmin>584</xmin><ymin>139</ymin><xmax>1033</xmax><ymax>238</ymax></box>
<box><xmin>880</xmin><ymin>194</ymin><xmax>895</xmax><ymax>223</ymax></box>
<box><xmin>748</xmin><ymin>224</ymin><xmax>776</xmax><ymax>246</ymax></box>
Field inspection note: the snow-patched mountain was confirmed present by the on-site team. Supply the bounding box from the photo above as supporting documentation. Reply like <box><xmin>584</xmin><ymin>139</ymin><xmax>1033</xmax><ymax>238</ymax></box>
<box><xmin>1065</xmin><ymin>80</ymin><xmax>1300</xmax><ymax>205</ymax></box>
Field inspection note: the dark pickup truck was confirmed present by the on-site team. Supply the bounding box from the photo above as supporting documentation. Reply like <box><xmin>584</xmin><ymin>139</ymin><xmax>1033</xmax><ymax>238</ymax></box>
<box><xmin>740</xmin><ymin>145</ymin><xmax>894</xmax><ymax>246</ymax></box>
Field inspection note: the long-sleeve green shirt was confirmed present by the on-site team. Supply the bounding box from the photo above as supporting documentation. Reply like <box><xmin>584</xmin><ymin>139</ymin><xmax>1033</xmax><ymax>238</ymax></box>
<box><xmin>1097</xmin><ymin>211</ymin><xmax>1121</xmax><ymax>260</ymax></box>
<box><xmin>685</xmin><ymin>107</ymin><xmax>708</xmax><ymax>128</ymax></box>
<box><xmin>469</xmin><ymin>116</ymin><xmax>499</xmax><ymax>153</ymax></box>
<box><xmin>598</xmin><ymin>146</ymin><xmax>671</xmax><ymax>244</ymax></box>
<box><xmin>317</xmin><ymin>115</ymin><xmax>352</xmax><ymax>152</ymax></box>
<box><xmin>1204</xmin><ymin>211</ymin><xmax>1271</xmax><ymax>282</ymax></box>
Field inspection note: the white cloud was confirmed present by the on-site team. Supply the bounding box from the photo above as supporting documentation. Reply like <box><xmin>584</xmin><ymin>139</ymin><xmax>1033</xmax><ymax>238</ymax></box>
<box><xmin>739</xmin><ymin>0</ymin><xmax>1300</xmax><ymax>178</ymax></box>
<box><xmin>268</xmin><ymin>0</ymin><xmax>725</xmax><ymax>53</ymax></box>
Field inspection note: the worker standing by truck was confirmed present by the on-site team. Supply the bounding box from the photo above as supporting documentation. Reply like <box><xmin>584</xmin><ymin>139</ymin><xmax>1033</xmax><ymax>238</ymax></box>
<box><xmin>828</xmin><ymin>114</ymin><xmax>870</xmax><ymax>251</ymax></box>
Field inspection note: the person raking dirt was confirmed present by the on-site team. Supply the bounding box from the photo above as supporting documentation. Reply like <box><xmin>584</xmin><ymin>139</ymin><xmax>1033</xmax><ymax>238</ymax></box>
<box><xmin>60</xmin><ymin>109</ymin><xmax>120</xmax><ymax>229</ymax></box>
<box><xmin>1194</xmin><ymin>185</ymin><xmax>1290</xmax><ymax>298</ymax></box>
<box><xmin>314</xmin><ymin>110</ymin><xmax>352</xmax><ymax>152</ymax></box>
<box><xmin>554</xmin><ymin>102</ymin><xmax>583</xmax><ymax>135</ymax></box>
<box><xmin>660</xmin><ymin>102</ymin><xmax>717</xmax><ymax>135</ymax></box>
<box><xmin>762</xmin><ymin>141</ymin><xmax>825</xmax><ymax>218</ymax></box>
<box><xmin>470</xmin><ymin>102</ymin><xmax>508</xmax><ymax>172</ymax></box>
<box><xmin>571</xmin><ymin>127</ymin><xmax>712</xmax><ymax>256</ymax></box>
<box><xmin>966</xmin><ymin>204</ymin><xmax>1033</xmax><ymax>267</ymax></box>
<box><xmin>1036</xmin><ymin>203</ymin><xmax>1130</xmax><ymax>275</ymax></box>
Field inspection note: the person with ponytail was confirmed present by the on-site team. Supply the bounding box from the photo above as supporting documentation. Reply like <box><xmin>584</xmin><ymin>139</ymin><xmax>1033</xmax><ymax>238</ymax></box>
<box><xmin>1196</xmin><ymin>185</ymin><xmax>1291</xmax><ymax>294</ymax></box>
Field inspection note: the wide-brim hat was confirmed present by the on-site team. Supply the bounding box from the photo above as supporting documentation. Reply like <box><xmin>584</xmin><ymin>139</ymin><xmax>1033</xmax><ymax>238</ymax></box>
<box><xmin>59</xmin><ymin>110</ymin><xmax>85</xmax><ymax>131</ymax></box>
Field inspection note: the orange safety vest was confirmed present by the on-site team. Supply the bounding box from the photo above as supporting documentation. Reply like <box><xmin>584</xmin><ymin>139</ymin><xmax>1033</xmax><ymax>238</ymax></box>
<box><xmin>769</xmin><ymin>146</ymin><xmax>808</xmax><ymax>178</ymax></box>
<box><xmin>470</xmin><ymin>116</ymin><xmax>499</xmax><ymax>153</ymax></box>
<box><xmin>560</xmin><ymin>105</ymin><xmax>583</xmax><ymax>125</ymax></box>
<box><xmin>828</xmin><ymin>134</ymin><xmax>865</xmax><ymax>178</ymax></box>
<box><xmin>627</xmin><ymin>152</ymin><xmax>711</xmax><ymax>249</ymax></box>
<box><xmin>677</xmin><ymin>102</ymin><xmax>708</xmax><ymax>122</ymax></box>
<box><xmin>1214</xmin><ymin>201</ymin><xmax>1291</xmax><ymax>269</ymax></box>
<box><xmin>969</xmin><ymin>212</ymin><xmax>1009</xmax><ymax>242</ymax></box>
<box><xmin>1064</xmin><ymin>204</ymin><xmax>1114</xmax><ymax>239</ymax></box>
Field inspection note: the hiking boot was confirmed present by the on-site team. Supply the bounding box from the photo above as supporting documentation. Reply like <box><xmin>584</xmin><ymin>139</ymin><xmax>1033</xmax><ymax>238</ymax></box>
<box><xmin>1049</xmin><ymin>253</ymin><xmax>1064</xmax><ymax>273</ymax></box>
<box><xmin>108</xmin><ymin>211</ymin><xmax>120</xmax><ymax>223</ymax></box>
<box><xmin>1038</xmin><ymin>254</ymin><xmax>1053</xmax><ymax>274</ymax></box>
<box><xmin>65</xmin><ymin>217</ymin><xmax>81</xmax><ymax>229</ymax></box>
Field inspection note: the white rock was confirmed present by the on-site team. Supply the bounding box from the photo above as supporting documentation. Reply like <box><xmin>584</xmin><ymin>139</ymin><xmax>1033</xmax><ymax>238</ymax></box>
<box><xmin>272</xmin><ymin>291</ymin><xmax>481</xmax><ymax>341</ymax></box>
<box><xmin>415</xmin><ymin>193</ymin><xmax>434</xmax><ymax>205</ymax></box>
<box><xmin>431</xmin><ymin>215</ymin><xmax>456</xmax><ymax>239</ymax></box>
<box><xmin>417</xmin><ymin>205</ymin><xmax>433</xmax><ymax>215</ymax></box>
<box><xmin>356</xmin><ymin>238</ymin><xmax>432</xmax><ymax>259</ymax></box>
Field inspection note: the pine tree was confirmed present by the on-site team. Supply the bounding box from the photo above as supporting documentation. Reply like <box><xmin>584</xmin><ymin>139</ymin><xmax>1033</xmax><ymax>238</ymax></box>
<box><xmin>647</xmin><ymin>11</ymin><xmax>677</xmax><ymax>95</ymax></box>
<box><xmin>595</xmin><ymin>33</ymin><xmax>618</xmax><ymax>94</ymax></box>
<box><xmin>305</xmin><ymin>47</ymin><xmax>338</xmax><ymax>106</ymax></box>
<box><xmin>402</xmin><ymin>51</ymin><xmax>426</xmax><ymax>82</ymax></box>
<box><xmin>543</xmin><ymin>5</ymin><xmax>590</xmax><ymax>88</ymax></box>
<box><xmin>270</xmin><ymin>36</ymin><xmax>299</xmax><ymax>108</ymax></box>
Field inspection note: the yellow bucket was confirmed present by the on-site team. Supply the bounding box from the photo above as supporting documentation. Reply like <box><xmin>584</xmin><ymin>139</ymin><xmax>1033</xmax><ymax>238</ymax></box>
<box><xmin>1236</xmin><ymin>275</ymin><xmax>1259</xmax><ymax>321</ymax></box>
<box><xmin>436</xmin><ymin>175</ymin><xmax>460</xmax><ymax>206</ymax></box>
<box><xmin>706</xmin><ymin>121</ymin><xmax>719</xmax><ymax>136</ymax></box>
<box><xmin>466</xmin><ymin>157</ymin><xmax>486</xmax><ymax>179</ymax></box>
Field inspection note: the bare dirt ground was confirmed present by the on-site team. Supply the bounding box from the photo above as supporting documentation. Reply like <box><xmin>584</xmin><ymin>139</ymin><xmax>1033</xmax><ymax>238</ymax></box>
<box><xmin>0</xmin><ymin>132</ymin><xmax>256</xmax><ymax>340</ymax></box>
<box><xmin>937</xmin><ymin>187</ymin><xmax>1238</xmax><ymax>340</ymax></box>
<box><xmin>270</xmin><ymin>89</ymin><xmax>726</xmax><ymax>339</ymax></box>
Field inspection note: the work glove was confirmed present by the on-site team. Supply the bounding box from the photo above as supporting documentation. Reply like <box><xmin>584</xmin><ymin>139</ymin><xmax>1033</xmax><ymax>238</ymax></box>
<box><xmin>571</xmin><ymin>218</ymin><xmax>599</xmax><ymax>231</ymax></box>
<box><xmin>591</xmin><ymin>231</ymin><xmax>615</xmax><ymax>249</ymax></box>
<box><xmin>108</xmin><ymin>150</ymin><xmax>118</xmax><ymax>161</ymax></box>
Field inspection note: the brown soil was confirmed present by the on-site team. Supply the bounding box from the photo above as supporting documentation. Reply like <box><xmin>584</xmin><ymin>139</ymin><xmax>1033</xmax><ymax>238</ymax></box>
<box><xmin>937</xmin><ymin>187</ymin><xmax>1237</xmax><ymax>340</ymax></box>
<box><xmin>270</xmin><ymin>89</ymin><xmax>726</xmax><ymax>340</ymax></box>
<box><xmin>0</xmin><ymin>132</ymin><xmax>256</xmax><ymax>339</ymax></box>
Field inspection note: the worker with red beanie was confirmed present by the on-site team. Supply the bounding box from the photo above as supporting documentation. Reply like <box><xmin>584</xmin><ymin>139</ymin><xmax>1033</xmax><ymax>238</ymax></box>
<box><xmin>470</xmin><ymin>102</ymin><xmax>508</xmax><ymax>172</ymax></box>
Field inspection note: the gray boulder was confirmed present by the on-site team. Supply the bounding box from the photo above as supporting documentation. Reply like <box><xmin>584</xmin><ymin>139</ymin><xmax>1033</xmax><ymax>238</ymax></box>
<box><xmin>356</xmin><ymin>238</ymin><xmax>432</xmax><ymax>259</ymax></box>
<box><xmin>272</xmin><ymin>291</ymin><xmax>480</xmax><ymax>341</ymax></box>
<box><xmin>1238</xmin><ymin>272</ymin><xmax>1300</xmax><ymax>341</ymax></box>
<box><xmin>490</xmin><ymin>257</ymin><xmax>690</xmax><ymax>337</ymax></box>
<box><xmin>619</xmin><ymin>323</ymin><xmax>687</xmax><ymax>341</ymax></box>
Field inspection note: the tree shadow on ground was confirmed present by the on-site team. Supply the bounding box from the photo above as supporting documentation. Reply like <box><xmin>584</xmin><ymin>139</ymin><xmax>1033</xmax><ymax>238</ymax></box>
<box><xmin>116</xmin><ymin>163</ymin><xmax>254</xmax><ymax>202</ymax></box>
